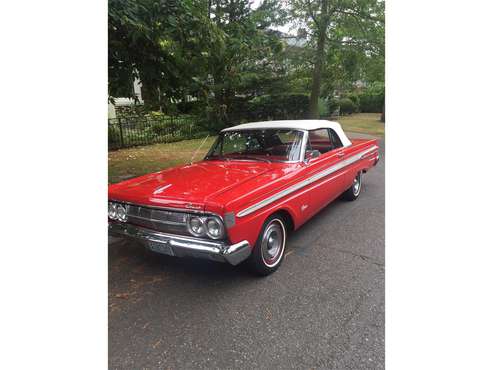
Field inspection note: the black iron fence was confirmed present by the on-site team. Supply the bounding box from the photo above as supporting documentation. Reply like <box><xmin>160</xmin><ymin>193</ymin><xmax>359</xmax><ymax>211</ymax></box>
<box><xmin>108</xmin><ymin>108</ymin><xmax>318</xmax><ymax>150</ymax></box>
<box><xmin>108</xmin><ymin>115</ymin><xmax>209</xmax><ymax>150</ymax></box>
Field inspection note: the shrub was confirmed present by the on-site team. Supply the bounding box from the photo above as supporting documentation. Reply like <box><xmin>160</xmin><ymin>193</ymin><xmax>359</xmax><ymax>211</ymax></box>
<box><xmin>246</xmin><ymin>94</ymin><xmax>310</xmax><ymax>121</ymax></box>
<box><xmin>345</xmin><ymin>93</ymin><xmax>361</xmax><ymax>112</ymax></box>
<box><xmin>334</xmin><ymin>98</ymin><xmax>357</xmax><ymax>115</ymax></box>
<box><xmin>177</xmin><ymin>100</ymin><xmax>203</xmax><ymax>114</ymax></box>
<box><xmin>358</xmin><ymin>93</ymin><xmax>384</xmax><ymax>113</ymax></box>
<box><xmin>108</xmin><ymin>125</ymin><xmax>121</xmax><ymax>146</ymax></box>
<box><xmin>358</xmin><ymin>83</ymin><xmax>385</xmax><ymax>113</ymax></box>
<box><xmin>318</xmin><ymin>98</ymin><xmax>329</xmax><ymax>117</ymax></box>
<box><xmin>150</xmin><ymin>121</ymin><xmax>171</xmax><ymax>136</ymax></box>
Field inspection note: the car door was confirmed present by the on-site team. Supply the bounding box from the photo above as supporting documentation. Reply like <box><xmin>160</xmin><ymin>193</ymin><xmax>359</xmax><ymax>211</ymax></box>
<box><xmin>302</xmin><ymin>129</ymin><xmax>349</xmax><ymax>217</ymax></box>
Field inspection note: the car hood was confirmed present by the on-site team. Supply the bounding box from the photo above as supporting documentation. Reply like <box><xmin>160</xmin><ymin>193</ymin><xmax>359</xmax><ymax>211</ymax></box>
<box><xmin>109</xmin><ymin>160</ymin><xmax>278</xmax><ymax>210</ymax></box>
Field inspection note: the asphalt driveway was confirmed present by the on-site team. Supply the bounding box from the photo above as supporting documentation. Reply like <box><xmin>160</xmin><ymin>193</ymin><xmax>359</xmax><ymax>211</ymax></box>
<box><xmin>108</xmin><ymin>136</ymin><xmax>385</xmax><ymax>369</ymax></box>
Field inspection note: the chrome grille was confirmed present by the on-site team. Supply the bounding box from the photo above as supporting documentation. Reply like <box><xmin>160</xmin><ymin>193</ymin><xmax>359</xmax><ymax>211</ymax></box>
<box><xmin>126</xmin><ymin>205</ymin><xmax>189</xmax><ymax>235</ymax></box>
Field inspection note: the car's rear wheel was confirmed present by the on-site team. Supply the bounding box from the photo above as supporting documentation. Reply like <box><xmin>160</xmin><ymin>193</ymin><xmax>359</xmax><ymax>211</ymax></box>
<box><xmin>343</xmin><ymin>171</ymin><xmax>362</xmax><ymax>201</ymax></box>
<box><xmin>248</xmin><ymin>215</ymin><xmax>287</xmax><ymax>276</ymax></box>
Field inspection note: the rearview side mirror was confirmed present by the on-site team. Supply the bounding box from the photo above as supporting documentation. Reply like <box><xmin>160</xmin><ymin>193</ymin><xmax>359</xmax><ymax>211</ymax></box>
<box><xmin>304</xmin><ymin>149</ymin><xmax>321</xmax><ymax>163</ymax></box>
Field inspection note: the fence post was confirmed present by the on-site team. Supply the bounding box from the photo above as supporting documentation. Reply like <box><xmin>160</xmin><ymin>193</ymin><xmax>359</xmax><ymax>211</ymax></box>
<box><xmin>118</xmin><ymin>117</ymin><xmax>124</xmax><ymax>148</ymax></box>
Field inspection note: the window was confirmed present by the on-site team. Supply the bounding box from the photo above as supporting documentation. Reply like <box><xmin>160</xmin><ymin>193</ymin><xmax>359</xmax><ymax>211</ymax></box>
<box><xmin>206</xmin><ymin>129</ymin><xmax>305</xmax><ymax>162</ymax></box>
<box><xmin>307</xmin><ymin>128</ymin><xmax>344</xmax><ymax>154</ymax></box>
<box><xmin>328</xmin><ymin>129</ymin><xmax>343</xmax><ymax>149</ymax></box>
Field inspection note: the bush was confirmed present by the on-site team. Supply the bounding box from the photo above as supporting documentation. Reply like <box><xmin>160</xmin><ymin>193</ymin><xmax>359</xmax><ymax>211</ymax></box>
<box><xmin>334</xmin><ymin>98</ymin><xmax>357</xmax><ymax>115</ymax></box>
<box><xmin>318</xmin><ymin>98</ymin><xmax>329</xmax><ymax>117</ymax></box>
<box><xmin>177</xmin><ymin>100</ymin><xmax>203</xmax><ymax>114</ymax></box>
<box><xmin>358</xmin><ymin>83</ymin><xmax>384</xmax><ymax>113</ymax></box>
<box><xmin>358</xmin><ymin>92</ymin><xmax>384</xmax><ymax>113</ymax></box>
<box><xmin>246</xmin><ymin>94</ymin><xmax>310</xmax><ymax>121</ymax></box>
<box><xmin>108</xmin><ymin>125</ymin><xmax>121</xmax><ymax>146</ymax></box>
<box><xmin>150</xmin><ymin>121</ymin><xmax>173</xmax><ymax>136</ymax></box>
<box><xmin>345</xmin><ymin>93</ymin><xmax>361</xmax><ymax>112</ymax></box>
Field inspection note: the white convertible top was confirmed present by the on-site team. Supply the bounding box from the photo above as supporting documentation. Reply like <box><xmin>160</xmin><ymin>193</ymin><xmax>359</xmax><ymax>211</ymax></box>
<box><xmin>222</xmin><ymin>119</ymin><xmax>352</xmax><ymax>147</ymax></box>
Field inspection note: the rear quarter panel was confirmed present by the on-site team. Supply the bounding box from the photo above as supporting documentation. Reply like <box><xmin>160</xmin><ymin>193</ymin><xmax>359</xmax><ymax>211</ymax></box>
<box><xmin>343</xmin><ymin>138</ymin><xmax>379</xmax><ymax>184</ymax></box>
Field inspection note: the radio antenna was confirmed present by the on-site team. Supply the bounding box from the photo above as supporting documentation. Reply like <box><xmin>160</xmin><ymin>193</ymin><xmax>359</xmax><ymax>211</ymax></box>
<box><xmin>190</xmin><ymin>135</ymin><xmax>209</xmax><ymax>164</ymax></box>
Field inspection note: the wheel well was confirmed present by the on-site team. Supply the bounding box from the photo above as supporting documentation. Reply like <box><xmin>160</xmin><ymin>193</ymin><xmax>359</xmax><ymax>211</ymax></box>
<box><xmin>270</xmin><ymin>209</ymin><xmax>294</xmax><ymax>233</ymax></box>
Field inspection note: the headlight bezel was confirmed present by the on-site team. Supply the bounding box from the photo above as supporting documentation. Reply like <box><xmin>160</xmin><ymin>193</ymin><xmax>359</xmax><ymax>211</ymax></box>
<box><xmin>204</xmin><ymin>216</ymin><xmax>225</xmax><ymax>240</ymax></box>
<box><xmin>187</xmin><ymin>215</ymin><xmax>206</xmax><ymax>237</ymax></box>
<box><xmin>108</xmin><ymin>201</ymin><xmax>128</xmax><ymax>222</ymax></box>
<box><xmin>108</xmin><ymin>202</ymin><xmax>117</xmax><ymax>220</ymax></box>
<box><xmin>186</xmin><ymin>215</ymin><xmax>226</xmax><ymax>240</ymax></box>
<box><xmin>116</xmin><ymin>204</ymin><xmax>128</xmax><ymax>222</ymax></box>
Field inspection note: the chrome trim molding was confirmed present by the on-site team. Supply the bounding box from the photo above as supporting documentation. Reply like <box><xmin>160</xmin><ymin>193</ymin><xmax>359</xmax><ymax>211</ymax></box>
<box><xmin>237</xmin><ymin>145</ymin><xmax>378</xmax><ymax>217</ymax></box>
<box><xmin>108</xmin><ymin>199</ymin><xmax>214</xmax><ymax>216</ymax></box>
<box><xmin>109</xmin><ymin>222</ymin><xmax>251</xmax><ymax>266</ymax></box>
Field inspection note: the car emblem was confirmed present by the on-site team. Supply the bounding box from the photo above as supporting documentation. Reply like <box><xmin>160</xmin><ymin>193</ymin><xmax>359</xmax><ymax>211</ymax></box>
<box><xmin>185</xmin><ymin>203</ymin><xmax>202</xmax><ymax>210</ymax></box>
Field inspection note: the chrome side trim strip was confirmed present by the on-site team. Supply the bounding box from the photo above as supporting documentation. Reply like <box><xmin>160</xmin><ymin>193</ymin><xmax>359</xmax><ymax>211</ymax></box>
<box><xmin>237</xmin><ymin>145</ymin><xmax>378</xmax><ymax>217</ymax></box>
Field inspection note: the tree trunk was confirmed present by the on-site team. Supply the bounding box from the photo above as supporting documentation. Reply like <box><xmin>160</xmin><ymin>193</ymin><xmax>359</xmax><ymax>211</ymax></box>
<box><xmin>309</xmin><ymin>0</ymin><xmax>329</xmax><ymax>119</ymax></box>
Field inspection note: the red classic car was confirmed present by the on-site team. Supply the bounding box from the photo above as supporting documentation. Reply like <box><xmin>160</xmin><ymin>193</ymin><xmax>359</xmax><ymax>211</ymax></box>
<box><xmin>109</xmin><ymin>120</ymin><xmax>379</xmax><ymax>275</ymax></box>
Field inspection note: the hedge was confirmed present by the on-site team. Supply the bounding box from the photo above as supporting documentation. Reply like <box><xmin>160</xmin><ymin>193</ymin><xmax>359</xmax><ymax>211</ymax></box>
<box><xmin>358</xmin><ymin>92</ymin><xmax>384</xmax><ymax>113</ymax></box>
<box><xmin>245</xmin><ymin>94</ymin><xmax>310</xmax><ymax>121</ymax></box>
<box><xmin>333</xmin><ymin>98</ymin><xmax>357</xmax><ymax>115</ymax></box>
<box><xmin>340</xmin><ymin>89</ymin><xmax>384</xmax><ymax>114</ymax></box>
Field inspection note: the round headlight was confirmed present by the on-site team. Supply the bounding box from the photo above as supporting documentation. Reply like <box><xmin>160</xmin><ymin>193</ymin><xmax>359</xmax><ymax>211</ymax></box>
<box><xmin>116</xmin><ymin>204</ymin><xmax>128</xmax><ymax>222</ymax></box>
<box><xmin>205</xmin><ymin>217</ymin><xmax>225</xmax><ymax>239</ymax></box>
<box><xmin>187</xmin><ymin>216</ymin><xmax>206</xmax><ymax>236</ymax></box>
<box><xmin>108</xmin><ymin>203</ymin><xmax>117</xmax><ymax>220</ymax></box>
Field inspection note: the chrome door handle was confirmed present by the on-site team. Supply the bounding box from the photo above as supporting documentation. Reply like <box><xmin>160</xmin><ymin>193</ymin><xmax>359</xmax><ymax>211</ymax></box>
<box><xmin>337</xmin><ymin>152</ymin><xmax>345</xmax><ymax>157</ymax></box>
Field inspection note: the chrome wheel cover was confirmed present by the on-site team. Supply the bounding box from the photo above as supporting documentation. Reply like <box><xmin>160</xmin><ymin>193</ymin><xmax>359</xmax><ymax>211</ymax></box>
<box><xmin>353</xmin><ymin>173</ymin><xmax>362</xmax><ymax>196</ymax></box>
<box><xmin>260</xmin><ymin>219</ymin><xmax>286</xmax><ymax>268</ymax></box>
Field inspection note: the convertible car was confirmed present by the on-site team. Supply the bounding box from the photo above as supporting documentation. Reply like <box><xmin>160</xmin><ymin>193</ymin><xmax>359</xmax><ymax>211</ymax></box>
<box><xmin>108</xmin><ymin>120</ymin><xmax>379</xmax><ymax>275</ymax></box>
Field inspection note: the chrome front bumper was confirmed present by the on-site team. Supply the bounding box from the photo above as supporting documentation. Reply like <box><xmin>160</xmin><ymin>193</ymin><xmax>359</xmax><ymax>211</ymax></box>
<box><xmin>109</xmin><ymin>222</ymin><xmax>251</xmax><ymax>266</ymax></box>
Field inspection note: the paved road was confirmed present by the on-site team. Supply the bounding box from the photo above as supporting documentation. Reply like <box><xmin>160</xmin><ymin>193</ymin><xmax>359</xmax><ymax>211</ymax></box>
<box><xmin>109</xmin><ymin>136</ymin><xmax>385</xmax><ymax>369</ymax></box>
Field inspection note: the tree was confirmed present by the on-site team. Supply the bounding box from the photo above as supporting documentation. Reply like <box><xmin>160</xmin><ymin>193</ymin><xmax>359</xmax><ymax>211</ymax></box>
<box><xmin>108</xmin><ymin>0</ymin><xmax>224</xmax><ymax>111</ymax></box>
<box><xmin>207</xmin><ymin>0</ymin><xmax>288</xmax><ymax>104</ymax></box>
<box><xmin>289</xmin><ymin>0</ymin><xmax>384</xmax><ymax>117</ymax></box>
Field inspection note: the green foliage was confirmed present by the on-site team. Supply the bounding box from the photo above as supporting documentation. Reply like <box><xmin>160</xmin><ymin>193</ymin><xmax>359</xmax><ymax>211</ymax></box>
<box><xmin>356</xmin><ymin>83</ymin><xmax>384</xmax><ymax>112</ymax></box>
<box><xmin>108</xmin><ymin>125</ymin><xmax>121</xmax><ymax>146</ymax></box>
<box><xmin>108</xmin><ymin>0</ymin><xmax>385</xmax><ymax>128</ymax></box>
<box><xmin>358</xmin><ymin>92</ymin><xmax>384</xmax><ymax>113</ymax></box>
<box><xmin>345</xmin><ymin>93</ymin><xmax>361</xmax><ymax>112</ymax></box>
<box><xmin>288</xmin><ymin>0</ymin><xmax>385</xmax><ymax>104</ymax></box>
<box><xmin>177</xmin><ymin>100</ymin><xmax>203</xmax><ymax>114</ymax></box>
<box><xmin>318</xmin><ymin>98</ymin><xmax>330</xmax><ymax>117</ymax></box>
<box><xmin>334</xmin><ymin>98</ymin><xmax>357</xmax><ymax>115</ymax></box>
<box><xmin>247</xmin><ymin>94</ymin><xmax>310</xmax><ymax>121</ymax></box>
<box><xmin>108</xmin><ymin>0</ymin><xmax>224</xmax><ymax>108</ymax></box>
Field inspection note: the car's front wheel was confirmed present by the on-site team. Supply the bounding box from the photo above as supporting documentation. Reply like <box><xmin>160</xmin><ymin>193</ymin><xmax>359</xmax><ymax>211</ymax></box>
<box><xmin>343</xmin><ymin>171</ymin><xmax>362</xmax><ymax>201</ymax></box>
<box><xmin>248</xmin><ymin>214</ymin><xmax>287</xmax><ymax>276</ymax></box>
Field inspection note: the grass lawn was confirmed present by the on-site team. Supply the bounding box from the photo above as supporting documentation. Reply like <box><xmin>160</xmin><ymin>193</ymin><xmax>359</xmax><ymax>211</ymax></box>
<box><xmin>337</xmin><ymin>113</ymin><xmax>385</xmax><ymax>137</ymax></box>
<box><xmin>108</xmin><ymin>136</ymin><xmax>216</xmax><ymax>184</ymax></box>
<box><xmin>108</xmin><ymin>113</ymin><xmax>384</xmax><ymax>184</ymax></box>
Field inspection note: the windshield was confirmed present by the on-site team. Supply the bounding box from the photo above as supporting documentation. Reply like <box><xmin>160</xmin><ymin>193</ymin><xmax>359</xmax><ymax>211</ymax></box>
<box><xmin>206</xmin><ymin>129</ymin><xmax>305</xmax><ymax>162</ymax></box>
